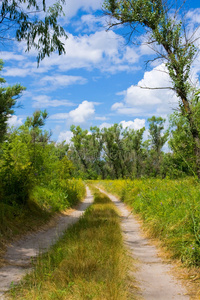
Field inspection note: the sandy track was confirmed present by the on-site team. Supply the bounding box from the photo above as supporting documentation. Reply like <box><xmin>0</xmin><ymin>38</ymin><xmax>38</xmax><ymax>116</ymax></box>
<box><xmin>98</xmin><ymin>188</ymin><xmax>189</xmax><ymax>300</ymax></box>
<box><xmin>0</xmin><ymin>186</ymin><xmax>93</xmax><ymax>299</ymax></box>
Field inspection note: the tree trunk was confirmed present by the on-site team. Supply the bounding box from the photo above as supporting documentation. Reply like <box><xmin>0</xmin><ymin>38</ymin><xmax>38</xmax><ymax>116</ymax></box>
<box><xmin>184</xmin><ymin>102</ymin><xmax>200</xmax><ymax>179</ymax></box>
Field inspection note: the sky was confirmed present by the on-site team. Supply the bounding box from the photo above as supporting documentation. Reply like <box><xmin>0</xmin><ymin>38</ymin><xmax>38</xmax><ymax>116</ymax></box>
<box><xmin>2</xmin><ymin>0</ymin><xmax>200</xmax><ymax>143</ymax></box>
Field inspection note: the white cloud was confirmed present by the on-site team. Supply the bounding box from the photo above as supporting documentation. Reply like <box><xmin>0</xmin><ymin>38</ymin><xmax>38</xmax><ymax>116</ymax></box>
<box><xmin>99</xmin><ymin>122</ymin><xmax>113</xmax><ymax>129</ymax></box>
<box><xmin>32</xmin><ymin>95</ymin><xmax>75</xmax><ymax>108</ymax></box>
<box><xmin>3</xmin><ymin>67</ymin><xmax>31</xmax><ymax>77</ymax></box>
<box><xmin>3</xmin><ymin>65</ymin><xmax>50</xmax><ymax>77</ymax></box>
<box><xmin>39</xmin><ymin>31</ymin><xmax>139</xmax><ymax>73</ymax></box>
<box><xmin>120</xmin><ymin>119</ymin><xmax>145</xmax><ymax>130</ymax></box>
<box><xmin>50</xmin><ymin>101</ymin><xmax>96</xmax><ymax>124</ymax></box>
<box><xmin>112</xmin><ymin>63</ymin><xmax>179</xmax><ymax>117</ymax></box>
<box><xmin>7</xmin><ymin>115</ymin><xmax>23</xmax><ymax>127</ymax></box>
<box><xmin>57</xmin><ymin>131</ymin><xmax>73</xmax><ymax>144</ymax></box>
<box><xmin>5</xmin><ymin>29</ymin><xmax>141</xmax><ymax>78</ymax></box>
<box><xmin>0</xmin><ymin>52</ymin><xmax>25</xmax><ymax>61</ymax></box>
<box><xmin>62</xmin><ymin>0</ymin><xmax>103</xmax><ymax>19</ymax></box>
<box><xmin>40</xmin><ymin>75</ymin><xmax>87</xmax><ymax>88</ymax></box>
<box><xmin>68</xmin><ymin>101</ymin><xmax>95</xmax><ymax>124</ymax></box>
<box><xmin>74</xmin><ymin>14</ymin><xmax>105</xmax><ymax>33</ymax></box>
<box><xmin>50</xmin><ymin>113</ymin><xmax>69</xmax><ymax>120</ymax></box>
<box><xmin>186</xmin><ymin>8</ymin><xmax>200</xmax><ymax>24</ymax></box>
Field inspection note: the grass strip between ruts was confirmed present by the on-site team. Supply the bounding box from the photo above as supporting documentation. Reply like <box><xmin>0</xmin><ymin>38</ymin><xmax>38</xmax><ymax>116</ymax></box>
<box><xmin>8</xmin><ymin>187</ymin><xmax>134</xmax><ymax>300</ymax></box>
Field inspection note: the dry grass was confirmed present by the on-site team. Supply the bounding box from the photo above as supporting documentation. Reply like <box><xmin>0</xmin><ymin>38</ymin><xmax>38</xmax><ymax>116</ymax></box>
<box><xmin>8</xmin><ymin>188</ymin><xmax>135</xmax><ymax>300</ymax></box>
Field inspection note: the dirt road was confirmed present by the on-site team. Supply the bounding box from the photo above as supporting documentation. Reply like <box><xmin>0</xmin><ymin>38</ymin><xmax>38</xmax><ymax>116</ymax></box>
<box><xmin>98</xmin><ymin>187</ymin><xmax>190</xmax><ymax>300</ymax></box>
<box><xmin>0</xmin><ymin>186</ymin><xmax>191</xmax><ymax>299</ymax></box>
<box><xmin>0</xmin><ymin>187</ymin><xmax>93</xmax><ymax>299</ymax></box>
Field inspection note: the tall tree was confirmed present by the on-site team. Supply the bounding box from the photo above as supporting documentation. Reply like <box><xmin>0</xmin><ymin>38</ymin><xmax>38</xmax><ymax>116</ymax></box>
<box><xmin>0</xmin><ymin>60</ymin><xmax>25</xmax><ymax>143</ymax></box>
<box><xmin>168</xmin><ymin>111</ymin><xmax>196</xmax><ymax>176</ymax></box>
<box><xmin>148</xmin><ymin>116</ymin><xmax>168</xmax><ymax>154</ymax></box>
<box><xmin>0</xmin><ymin>0</ymin><xmax>67</xmax><ymax>63</ymax></box>
<box><xmin>103</xmin><ymin>0</ymin><xmax>200</xmax><ymax>178</ymax></box>
<box><xmin>123</xmin><ymin>126</ymin><xmax>145</xmax><ymax>177</ymax></box>
<box><xmin>70</xmin><ymin>125</ymin><xmax>104</xmax><ymax>179</ymax></box>
<box><xmin>147</xmin><ymin>116</ymin><xmax>168</xmax><ymax>176</ymax></box>
<box><xmin>102</xmin><ymin>124</ymin><xmax>125</xmax><ymax>178</ymax></box>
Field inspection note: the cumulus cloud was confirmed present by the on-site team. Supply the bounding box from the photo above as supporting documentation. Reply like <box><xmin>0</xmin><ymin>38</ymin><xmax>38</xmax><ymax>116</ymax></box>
<box><xmin>99</xmin><ymin>119</ymin><xmax>145</xmax><ymax>131</ymax></box>
<box><xmin>7</xmin><ymin>115</ymin><xmax>23</xmax><ymax>127</ymax></box>
<box><xmin>50</xmin><ymin>101</ymin><xmax>96</xmax><ymax>124</ymax></box>
<box><xmin>112</xmin><ymin>63</ymin><xmax>179</xmax><ymax>117</ymax></box>
<box><xmin>68</xmin><ymin>101</ymin><xmax>95</xmax><ymax>124</ymax></box>
<box><xmin>38</xmin><ymin>31</ymin><xmax>139</xmax><ymax>74</ymax></box>
<box><xmin>57</xmin><ymin>130</ymin><xmax>73</xmax><ymax>144</ymax></box>
<box><xmin>120</xmin><ymin>119</ymin><xmax>145</xmax><ymax>130</ymax></box>
<box><xmin>99</xmin><ymin>122</ymin><xmax>113</xmax><ymax>130</ymax></box>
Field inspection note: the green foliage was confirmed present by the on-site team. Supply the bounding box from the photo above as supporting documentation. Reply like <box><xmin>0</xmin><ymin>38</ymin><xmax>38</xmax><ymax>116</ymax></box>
<box><xmin>146</xmin><ymin>116</ymin><xmax>169</xmax><ymax>176</ymax></box>
<box><xmin>70</xmin><ymin>125</ymin><xmax>104</xmax><ymax>179</ymax></box>
<box><xmin>99</xmin><ymin>178</ymin><xmax>200</xmax><ymax>267</ymax></box>
<box><xmin>0</xmin><ymin>110</ymin><xmax>85</xmax><ymax>209</ymax></box>
<box><xmin>148</xmin><ymin>116</ymin><xmax>168</xmax><ymax>153</ymax></box>
<box><xmin>168</xmin><ymin>111</ymin><xmax>196</xmax><ymax>176</ymax></box>
<box><xmin>103</xmin><ymin>0</ymin><xmax>200</xmax><ymax>178</ymax></box>
<box><xmin>32</xmin><ymin>179</ymin><xmax>85</xmax><ymax>212</ymax></box>
<box><xmin>0</xmin><ymin>60</ymin><xmax>25</xmax><ymax>143</ymax></box>
<box><xmin>1</xmin><ymin>0</ymin><xmax>68</xmax><ymax>63</ymax></box>
<box><xmin>70</xmin><ymin>123</ymin><xmax>146</xmax><ymax>179</ymax></box>
<box><xmin>0</xmin><ymin>109</ymin><xmax>86</xmax><ymax>250</ymax></box>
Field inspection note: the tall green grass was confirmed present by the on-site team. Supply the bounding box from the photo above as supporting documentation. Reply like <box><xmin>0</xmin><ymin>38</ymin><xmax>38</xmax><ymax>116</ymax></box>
<box><xmin>98</xmin><ymin>178</ymin><xmax>200</xmax><ymax>267</ymax></box>
<box><xmin>0</xmin><ymin>179</ymin><xmax>86</xmax><ymax>257</ymax></box>
<box><xmin>32</xmin><ymin>179</ymin><xmax>86</xmax><ymax>212</ymax></box>
<box><xmin>8</xmin><ymin>188</ymin><xmax>133</xmax><ymax>300</ymax></box>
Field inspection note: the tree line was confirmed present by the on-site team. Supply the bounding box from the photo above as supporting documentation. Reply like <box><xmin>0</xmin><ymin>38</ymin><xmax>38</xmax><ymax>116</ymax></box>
<box><xmin>68</xmin><ymin>113</ymin><xmax>197</xmax><ymax>179</ymax></box>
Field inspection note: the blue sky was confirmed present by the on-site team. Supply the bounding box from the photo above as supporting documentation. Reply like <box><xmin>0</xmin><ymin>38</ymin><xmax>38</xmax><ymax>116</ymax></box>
<box><xmin>3</xmin><ymin>0</ymin><xmax>200</xmax><ymax>143</ymax></box>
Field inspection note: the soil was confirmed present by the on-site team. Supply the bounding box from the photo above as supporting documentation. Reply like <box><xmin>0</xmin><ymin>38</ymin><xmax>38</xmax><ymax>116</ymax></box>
<box><xmin>0</xmin><ymin>186</ymin><xmax>93</xmax><ymax>299</ymax></box>
<box><xmin>98</xmin><ymin>187</ymin><xmax>190</xmax><ymax>300</ymax></box>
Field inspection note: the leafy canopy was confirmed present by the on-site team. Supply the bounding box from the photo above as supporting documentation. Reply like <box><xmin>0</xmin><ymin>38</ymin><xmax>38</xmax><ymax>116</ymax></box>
<box><xmin>0</xmin><ymin>0</ymin><xmax>67</xmax><ymax>63</ymax></box>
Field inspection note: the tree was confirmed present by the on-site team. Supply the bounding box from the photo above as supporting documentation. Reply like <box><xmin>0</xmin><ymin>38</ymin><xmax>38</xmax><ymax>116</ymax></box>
<box><xmin>103</xmin><ymin>0</ymin><xmax>200</xmax><ymax>178</ymax></box>
<box><xmin>147</xmin><ymin>116</ymin><xmax>168</xmax><ymax>176</ymax></box>
<box><xmin>0</xmin><ymin>60</ymin><xmax>25</xmax><ymax>143</ymax></box>
<box><xmin>23</xmin><ymin>110</ymin><xmax>49</xmax><ymax>170</ymax></box>
<box><xmin>70</xmin><ymin>125</ymin><xmax>104</xmax><ymax>179</ymax></box>
<box><xmin>0</xmin><ymin>0</ymin><xmax>67</xmax><ymax>64</ymax></box>
<box><xmin>102</xmin><ymin>124</ymin><xmax>125</xmax><ymax>178</ymax></box>
<box><xmin>168</xmin><ymin>111</ymin><xmax>196</xmax><ymax>176</ymax></box>
<box><xmin>148</xmin><ymin>116</ymin><xmax>168</xmax><ymax>154</ymax></box>
<box><xmin>123</xmin><ymin>126</ymin><xmax>145</xmax><ymax>177</ymax></box>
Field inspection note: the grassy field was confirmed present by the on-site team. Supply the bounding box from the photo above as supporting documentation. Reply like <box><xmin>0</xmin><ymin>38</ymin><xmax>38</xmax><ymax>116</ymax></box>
<box><xmin>8</xmin><ymin>188</ymin><xmax>134</xmax><ymax>300</ymax></box>
<box><xmin>97</xmin><ymin>178</ymin><xmax>200</xmax><ymax>268</ymax></box>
